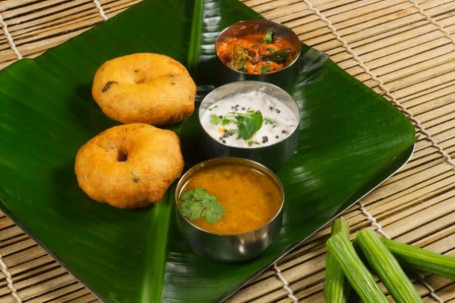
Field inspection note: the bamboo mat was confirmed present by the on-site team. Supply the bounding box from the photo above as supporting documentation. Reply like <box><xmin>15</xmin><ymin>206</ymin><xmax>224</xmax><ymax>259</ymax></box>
<box><xmin>1</xmin><ymin>0</ymin><xmax>455</xmax><ymax>302</ymax></box>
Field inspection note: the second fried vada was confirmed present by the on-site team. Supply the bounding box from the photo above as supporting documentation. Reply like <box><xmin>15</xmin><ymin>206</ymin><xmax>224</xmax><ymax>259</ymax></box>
<box><xmin>92</xmin><ymin>53</ymin><xmax>196</xmax><ymax>125</ymax></box>
<box><xmin>74</xmin><ymin>123</ymin><xmax>184</xmax><ymax>209</ymax></box>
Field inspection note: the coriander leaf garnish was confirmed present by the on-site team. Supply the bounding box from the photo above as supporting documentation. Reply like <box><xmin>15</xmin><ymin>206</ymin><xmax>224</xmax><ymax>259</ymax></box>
<box><xmin>264</xmin><ymin>117</ymin><xmax>276</xmax><ymax>125</ymax></box>
<box><xmin>247</xmin><ymin>140</ymin><xmax>260</xmax><ymax>146</ymax></box>
<box><xmin>230</xmin><ymin>44</ymin><xmax>250</xmax><ymax>72</ymax></box>
<box><xmin>259</xmin><ymin>64</ymin><xmax>270</xmax><ymax>74</ymax></box>
<box><xmin>180</xmin><ymin>197</ymin><xmax>204</xmax><ymax>221</ymax></box>
<box><xmin>235</xmin><ymin>110</ymin><xmax>263</xmax><ymax>140</ymax></box>
<box><xmin>210</xmin><ymin>114</ymin><xmax>222</xmax><ymax>125</ymax></box>
<box><xmin>263</xmin><ymin>29</ymin><xmax>274</xmax><ymax>44</ymax></box>
<box><xmin>221</xmin><ymin>117</ymin><xmax>232</xmax><ymax>126</ymax></box>
<box><xmin>211</xmin><ymin>113</ymin><xmax>232</xmax><ymax>126</ymax></box>
<box><xmin>180</xmin><ymin>188</ymin><xmax>225</xmax><ymax>224</ymax></box>
<box><xmin>209</xmin><ymin>109</ymin><xmax>264</xmax><ymax>141</ymax></box>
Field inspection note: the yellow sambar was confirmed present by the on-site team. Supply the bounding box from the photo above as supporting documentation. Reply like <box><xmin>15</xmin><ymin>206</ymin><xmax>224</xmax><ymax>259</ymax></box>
<box><xmin>178</xmin><ymin>161</ymin><xmax>283</xmax><ymax>235</ymax></box>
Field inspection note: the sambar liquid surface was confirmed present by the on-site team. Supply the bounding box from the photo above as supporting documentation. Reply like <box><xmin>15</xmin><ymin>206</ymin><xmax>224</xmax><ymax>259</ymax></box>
<box><xmin>180</xmin><ymin>164</ymin><xmax>282</xmax><ymax>234</ymax></box>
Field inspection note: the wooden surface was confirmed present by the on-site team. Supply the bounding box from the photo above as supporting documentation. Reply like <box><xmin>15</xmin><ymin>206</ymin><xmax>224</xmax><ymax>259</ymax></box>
<box><xmin>1</xmin><ymin>0</ymin><xmax>455</xmax><ymax>302</ymax></box>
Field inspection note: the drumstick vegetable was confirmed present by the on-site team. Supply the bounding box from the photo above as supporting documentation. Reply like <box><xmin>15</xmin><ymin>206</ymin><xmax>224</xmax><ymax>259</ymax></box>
<box><xmin>326</xmin><ymin>233</ymin><xmax>388</xmax><ymax>303</ymax></box>
<box><xmin>381</xmin><ymin>237</ymin><xmax>455</xmax><ymax>280</ymax></box>
<box><xmin>354</xmin><ymin>230</ymin><xmax>423</xmax><ymax>303</ymax></box>
<box><xmin>324</xmin><ymin>218</ymin><xmax>351</xmax><ymax>302</ymax></box>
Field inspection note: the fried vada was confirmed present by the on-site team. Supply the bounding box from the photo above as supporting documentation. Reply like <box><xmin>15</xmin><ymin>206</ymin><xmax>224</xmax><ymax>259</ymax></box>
<box><xmin>92</xmin><ymin>53</ymin><xmax>196</xmax><ymax>125</ymax></box>
<box><xmin>75</xmin><ymin>123</ymin><xmax>184</xmax><ymax>208</ymax></box>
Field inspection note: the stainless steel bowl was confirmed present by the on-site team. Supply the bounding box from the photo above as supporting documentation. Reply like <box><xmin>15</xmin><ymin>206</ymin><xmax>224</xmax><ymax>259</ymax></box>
<box><xmin>198</xmin><ymin>81</ymin><xmax>300</xmax><ymax>171</ymax></box>
<box><xmin>216</xmin><ymin>19</ymin><xmax>301</xmax><ymax>93</ymax></box>
<box><xmin>175</xmin><ymin>157</ymin><xmax>284</xmax><ymax>263</ymax></box>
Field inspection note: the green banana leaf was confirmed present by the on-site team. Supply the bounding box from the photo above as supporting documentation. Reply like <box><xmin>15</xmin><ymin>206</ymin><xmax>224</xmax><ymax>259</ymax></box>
<box><xmin>0</xmin><ymin>0</ymin><xmax>415</xmax><ymax>302</ymax></box>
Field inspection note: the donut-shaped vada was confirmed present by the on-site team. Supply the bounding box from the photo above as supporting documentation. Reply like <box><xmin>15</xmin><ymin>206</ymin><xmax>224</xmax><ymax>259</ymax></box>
<box><xmin>75</xmin><ymin>123</ymin><xmax>184</xmax><ymax>208</ymax></box>
<box><xmin>92</xmin><ymin>53</ymin><xmax>196</xmax><ymax>125</ymax></box>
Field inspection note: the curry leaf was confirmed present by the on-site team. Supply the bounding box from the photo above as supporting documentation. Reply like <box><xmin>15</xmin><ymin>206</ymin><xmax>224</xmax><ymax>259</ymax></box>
<box><xmin>261</xmin><ymin>48</ymin><xmax>294</xmax><ymax>63</ymax></box>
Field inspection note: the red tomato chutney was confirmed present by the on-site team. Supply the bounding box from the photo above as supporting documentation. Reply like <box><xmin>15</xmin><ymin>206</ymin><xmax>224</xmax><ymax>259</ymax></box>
<box><xmin>178</xmin><ymin>163</ymin><xmax>283</xmax><ymax>235</ymax></box>
<box><xmin>217</xmin><ymin>31</ymin><xmax>298</xmax><ymax>75</ymax></box>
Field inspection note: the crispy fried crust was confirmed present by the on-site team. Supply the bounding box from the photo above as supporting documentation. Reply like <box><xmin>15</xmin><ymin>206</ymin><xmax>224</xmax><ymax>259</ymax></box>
<box><xmin>92</xmin><ymin>53</ymin><xmax>196</xmax><ymax>125</ymax></box>
<box><xmin>74</xmin><ymin>123</ymin><xmax>184</xmax><ymax>208</ymax></box>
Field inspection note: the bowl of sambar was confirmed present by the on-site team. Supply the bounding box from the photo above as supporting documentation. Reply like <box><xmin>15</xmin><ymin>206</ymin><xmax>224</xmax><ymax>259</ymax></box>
<box><xmin>175</xmin><ymin>157</ymin><xmax>284</xmax><ymax>263</ymax></box>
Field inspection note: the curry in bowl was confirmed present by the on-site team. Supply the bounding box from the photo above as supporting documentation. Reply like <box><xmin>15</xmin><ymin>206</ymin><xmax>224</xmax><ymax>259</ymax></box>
<box><xmin>216</xmin><ymin>19</ymin><xmax>301</xmax><ymax>75</ymax></box>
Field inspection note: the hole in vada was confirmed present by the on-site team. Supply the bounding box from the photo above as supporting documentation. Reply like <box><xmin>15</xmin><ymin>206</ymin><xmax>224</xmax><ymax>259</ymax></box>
<box><xmin>117</xmin><ymin>150</ymin><xmax>128</xmax><ymax>162</ymax></box>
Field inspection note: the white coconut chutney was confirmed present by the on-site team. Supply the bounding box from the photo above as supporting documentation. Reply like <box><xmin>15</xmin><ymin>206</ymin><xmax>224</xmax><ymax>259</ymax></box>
<box><xmin>200</xmin><ymin>90</ymin><xmax>298</xmax><ymax>148</ymax></box>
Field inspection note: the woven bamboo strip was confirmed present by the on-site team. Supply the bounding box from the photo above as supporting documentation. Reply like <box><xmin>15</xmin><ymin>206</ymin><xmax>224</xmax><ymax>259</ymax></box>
<box><xmin>2</xmin><ymin>246</ymin><xmax>49</xmax><ymax>268</ymax></box>
<box><xmin>0</xmin><ymin>1</ymin><xmax>96</xmax><ymax>25</ymax></box>
<box><xmin>333</xmin><ymin>29</ymin><xmax>453</xmax><ymax>71</ymax></box>
<box><xmin>317</xmin><ymin>17</ymin><xmax>454</xmax><ymax>63</ymax></box>
<box><xmin>419</xmin><ymin>101</ymin><xmax>455</xmax><ymax>124</ymax></box>
<box><xmin>289</xmin><ymin>3</ymin><xmax>448</xmax><ymax>51</ymax></box>
<box><xmin>0</xmin><ymin>238</ymin><xmax>36</xmax><ymax>257</ymax></box>
<box><xmin>344</xmin><ymin>19</ymin><xmax>454</xmax><ymax>58</ymax></box>
<box><xmin>0</xmin><ymin>226</ymin><xmax>26</xmax><ymax>242</ymax></box>
<box><xmin>0</xmin><ymin>0</ymin><xmax>140</xmax><ymax>69</ymax></box>
<box><xmin>367</xmin><ymin>171</ymin><xmax>454</xmax><ymax>210</ymax></box>
<box><xmin>16</xmin><ymin>273</ymin><xmax>76</xmax><ymax>300</ymax></box>
<box><xmin>0</xmin><ymin>217</ymin><xmax>14</xmax><ymax>229</ymax></box>
<box><xmin>304</xmin><ymin>1</ymin><xmax>450</xmax><ymax>43</ymax></box>
<box><xmin>0</xmin><ymin>262</ymin><xmax>59</xmax><ymax>290</ymax></box>
<box><xmin>25</xmin><ymin>283</ymin><xmax>89</xmax><ymax>303</ymax></box>
<box><xmin>402</xmin><ymin>80</ymin><xmax>455</xmax><ymax>109</ymax></box>
<box><xmin>349</xmin><ymin>43</ymin><xmax>455</xmax><ymax>83</ymax></box>
<box><xmin>6</xmin><ymin>253</ymin><xmax>56</xmax><ymax>276</ymax></box>
<box><xmin>0</xmin><ymin>235</ymin><xmax>29</xmax><ymax>252</ymax></box>
<box><xmin>394</xmin><ymin>70</ymin><xmax>455</xmax><ymax>101</ymax></box>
